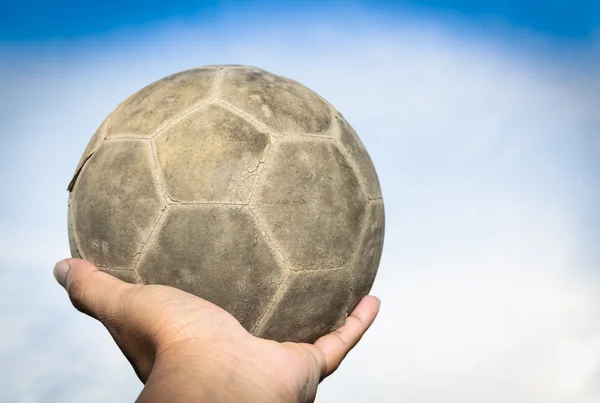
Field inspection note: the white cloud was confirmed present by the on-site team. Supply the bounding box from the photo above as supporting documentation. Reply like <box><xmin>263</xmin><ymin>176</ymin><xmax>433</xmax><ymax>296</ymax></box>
<box><xmin>0</xmin><ymin>15</ymin><xmax>598</xmax><ymax>403</ymax></box>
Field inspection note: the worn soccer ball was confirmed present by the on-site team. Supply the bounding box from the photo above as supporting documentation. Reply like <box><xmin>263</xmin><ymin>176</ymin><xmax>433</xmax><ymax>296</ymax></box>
<box><xmin>67</xmin><ymin>65</ymin><xmax>384</xmax><ymax>343</ymax></box>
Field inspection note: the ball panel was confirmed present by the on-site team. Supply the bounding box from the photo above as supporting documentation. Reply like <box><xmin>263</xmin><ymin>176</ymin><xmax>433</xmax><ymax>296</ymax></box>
<box><xmin>136</xmin><ymin>205</ymin><xmax>287</xmax><ymax>332</ymax></box>
<box><xmin>70</xmin><ymin>140</ymin><xmax>166</xmax><ymax>269</ymax></box>
<box><xmin>254</xmin><ymin>269</ymin><xmax>350</xmax><ymax>343</ymax></box>
<box><xmin>335</xmin><ymin>116</ymin><xmax>382</xmax><ymax>199</ymax></box>
<box><xmin>220</xmin><ymin>67</ymin><xmax>332</xmax><ymax>136</ymax></box>
<box><xmin>347</xmin><ymin>199</ymin><xmax>385</xmax><ymax>314</ymax></box>
<box><xmin>253</xmin><ymin>139</ymin><xmax>367</xmax><ymax>270</ymax></box>
<box><xmin>67</xmin><ymin>199</ymin><xmax>81</xmax><ymax>259</ymax></box>
<box><xmin>105</xmin><ymin>68</ymin><xmax>217</xmax><ymax>138</ymax></box>
<box><xmin>98</xmin><ymin>268</ymin><xmax>139</xmax><ymax>284</ymax></box>
<box><xmin>155</xmin><ymin>104</ymin><xmax>270</xmax><ymax>203</ymax></box>
<box><xmin>67</xmin><ymin>116</ymin><xmax>109</xmax><ymax>191</ymax></box>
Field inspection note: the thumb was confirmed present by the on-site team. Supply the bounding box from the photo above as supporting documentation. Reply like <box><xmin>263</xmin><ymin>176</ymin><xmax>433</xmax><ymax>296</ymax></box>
<box><xmin>54</xmin><ymin>259</ymin><xmax>158</xmax><ymax>382</ymax></box>
<box><xmin>53</xmin><ymin>258</ymin><xmax>134</xmax><ymax>321</ymax></box>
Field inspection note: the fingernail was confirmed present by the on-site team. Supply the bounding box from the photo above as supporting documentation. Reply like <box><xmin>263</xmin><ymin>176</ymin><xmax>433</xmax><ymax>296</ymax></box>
<box><xmin>53</xmin><ymin>260</ymin><xmax>70</xmax><ymax>288</ymax></box>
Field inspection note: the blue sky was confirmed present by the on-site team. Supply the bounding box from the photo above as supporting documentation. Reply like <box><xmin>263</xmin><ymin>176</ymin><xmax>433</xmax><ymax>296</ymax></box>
<box><xmin>1</xmin><ymin>0</ymin><xmax>598</xmax><ymax>41</ymax></box>
<box><xmin>1</xmin><ymin>2</ymin><xmax>599</xmax><ymax>403</ymax></box>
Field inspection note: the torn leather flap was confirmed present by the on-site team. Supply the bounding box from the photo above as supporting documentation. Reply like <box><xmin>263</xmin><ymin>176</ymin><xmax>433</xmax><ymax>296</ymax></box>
<box><xmin>67</xmin><ymin>151</ymin><xmax>95</xmax><ymax>192</ymax></box>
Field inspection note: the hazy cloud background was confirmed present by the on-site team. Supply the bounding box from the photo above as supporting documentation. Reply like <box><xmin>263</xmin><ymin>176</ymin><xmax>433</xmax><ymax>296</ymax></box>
<box><xmin>1</xmin><ymin>8</ymin><xmax>599</xmax><ymax>403</ymax></box>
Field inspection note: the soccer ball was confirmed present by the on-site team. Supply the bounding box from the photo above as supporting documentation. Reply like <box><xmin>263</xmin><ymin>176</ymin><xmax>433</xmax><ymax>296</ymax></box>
<box><xmin>67</xmin><ymin>65</ymin><xmax>384</xmax><ymax>343</ymax></box>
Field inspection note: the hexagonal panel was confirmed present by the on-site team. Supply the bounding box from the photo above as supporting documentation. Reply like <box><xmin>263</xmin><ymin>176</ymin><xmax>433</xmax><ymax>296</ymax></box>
<box><xmin>252</xmin><ymin>139</ymin><xmax>368</xmax><ymax>270</ymax></box>
<box><xmin>335</xmin><ymin>115</ymin><xmax>382</xmax><ymax>199</ymax></box>
<box><xmin>255</xmin><ymin>269</ymin><xmax>351</xmax><ymax>343</ymax></box>
<box><xmin>220</xmin><ymin>67</ymin><xmax>332</xmax><ymax>136</ymax></box>
<box><xmin>98</xmin><ymin>268</ymin><xmax>139</xmax><ymax>284</ymax></box>
<box><xmin>67</xmin><ymin>198</ymin><xmax>80</xmax><ymax>258</ymax></box>
<box><xmin>154</xmin><ymin>104</ymin><xmax>271</xmax><ymax>203</ymax></box>
<box><xmin>136</xmin><ymin>205</ymin><xmax>287</xmax><ymax>332</ymax></box>
<box><xmin>67</xmin><ymin>116</ymin><xmax>108</xmax><ymax>191</ymax></box>
<box><xmin>69</xmin><ymin>140</ymin><xmax>166</xmax><ymax>269</ymax></box>
<box><xmin>105</xmin><ymin>68</ymin><xmax>217</xmax><ymax>138</ymax></box>
<box><xmin>347</xmin><ymin>199</ymin><xmax>385</xmax><ymax>313</ymax></box>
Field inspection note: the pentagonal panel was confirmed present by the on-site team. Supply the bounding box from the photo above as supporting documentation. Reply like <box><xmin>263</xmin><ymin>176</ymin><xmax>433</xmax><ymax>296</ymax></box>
<box><xmin>335</xmin><ymin>115</ymin><xmax>382</xmax><ymax>199</ymax></box>
<box><xmin>347</xmin><ymin>199</ymin><xmax>385</xmax><ymax>313</ymax></box>
<box><xmin>255</xmin><ymin>269</ymin><xmax>351</xmax><ymax>343</ymax></box>
<box><xmin>136</xmin><ymin>205</ymin><xmax>286</xmax><ymax>332</ymax></box>
<box><xmin>252</xmin><ymin>139</ymin><xmax>368</xmax><ymax>270</ymax></box>
<box><xmin>154</xmin><ymin>104</ymin><xmax>270</xmax><ymax>203</ymax></box>
<box><xmin>220</xmin><ymin>67</ymin><xmax>332</xmax><ymax>136</ymax></box>
<box><xmin>105</xmin><ymin>68</ymin><xmax>217</xmax><ymax>137</ymax></box>
<box><xmin>69</xmin><ymin>140</ymin><xmax>166</xmax><ymax>269</ymax></box>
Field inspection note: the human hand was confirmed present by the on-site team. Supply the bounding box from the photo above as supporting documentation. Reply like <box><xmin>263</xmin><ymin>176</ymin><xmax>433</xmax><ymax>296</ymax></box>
<box><xmin>53</xmin><ymin>258</ymin><xmax>380</xmax><ymax>403</ymax></box>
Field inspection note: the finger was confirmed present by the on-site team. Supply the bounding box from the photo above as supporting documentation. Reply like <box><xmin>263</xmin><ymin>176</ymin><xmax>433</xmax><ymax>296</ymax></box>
<box><xmin>53</xmin><ymin>258</ymin><xmax>134</xmax><ymax>322</ymax></box>
<box><xmin>313</xmin><ymin>295</ymin><xmax>381</xmax><ymax>378</ymax></box>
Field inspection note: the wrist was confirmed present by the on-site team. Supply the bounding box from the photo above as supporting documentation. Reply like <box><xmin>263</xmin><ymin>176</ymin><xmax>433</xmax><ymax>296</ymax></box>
<box><xmin>137</xmin><ymin>341</ymin><xmax>300</xmax><ymax>403</ymax></box>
